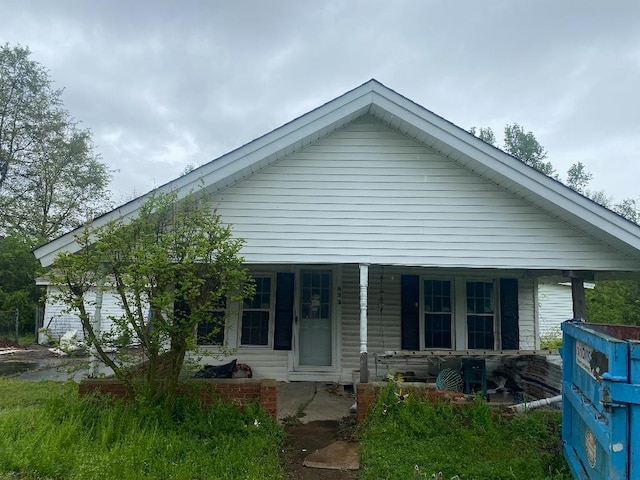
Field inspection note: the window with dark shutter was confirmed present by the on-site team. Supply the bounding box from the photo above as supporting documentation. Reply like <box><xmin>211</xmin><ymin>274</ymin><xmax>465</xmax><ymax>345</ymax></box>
<box><xmin>401</xmin><ymin>275</ymin><xmax>419</xmax><ymax>350</ymax></box>
<box><xmin>500</xmin><ymin>278</ymin><xmax>519</xmax><ymax>349</ymax></box>
<box><xmin>273</xmin><ymin>272</ymin><xmax>294</xmax><ymax>350</ymax></box>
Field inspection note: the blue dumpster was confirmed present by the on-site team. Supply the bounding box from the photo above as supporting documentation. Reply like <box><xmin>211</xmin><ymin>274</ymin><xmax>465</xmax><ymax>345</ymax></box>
<box><xmin>561</xmin><ymin>320</ymin><xmax>640</xmax><ymax>480</ymax></box>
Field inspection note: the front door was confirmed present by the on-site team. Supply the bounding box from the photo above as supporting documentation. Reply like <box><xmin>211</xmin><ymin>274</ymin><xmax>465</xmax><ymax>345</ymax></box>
<box><xmin>298</xmin><ymin>269</ymin><xmax>332</xmax><ymax>367</ymax></box>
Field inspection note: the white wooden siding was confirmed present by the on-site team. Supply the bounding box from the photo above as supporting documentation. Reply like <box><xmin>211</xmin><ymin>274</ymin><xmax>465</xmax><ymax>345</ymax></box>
<box><xmin>213</xmin><ymin>116</ymin><xmax>635</xmax><ymax>270</ymax></box>
<box><xmin>43</xmin><ymin>286</ymin><xmax>123</xmax><ymax>340</ymax></box>
<box><xmin>538</xmin><ymin>281</ymin><xmax>575</xmax><ymax>337</ymax></box>
<box><xmin>518</xmin><ymin>278</ymin><xmax>537</xmax><ymax>349</ymax></box>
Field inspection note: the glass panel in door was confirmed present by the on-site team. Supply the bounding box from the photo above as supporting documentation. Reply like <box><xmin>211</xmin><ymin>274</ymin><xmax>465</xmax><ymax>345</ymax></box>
<box><xmin>299</xmin><ymin>270</ymin><xmax>332</xmax><ymax>366</ymax></box>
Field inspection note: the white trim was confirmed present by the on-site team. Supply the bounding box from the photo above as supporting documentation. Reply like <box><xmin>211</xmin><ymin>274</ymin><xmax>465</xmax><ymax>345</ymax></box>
<box><xmin>292</xmin><ymin>267</ymin><xmax>339</xmax><ymax>373</ymax></box>
<box><xmin>359</xmin><ymin>263</ymin><xmax>369</xmax><ymax>355</ymax></box>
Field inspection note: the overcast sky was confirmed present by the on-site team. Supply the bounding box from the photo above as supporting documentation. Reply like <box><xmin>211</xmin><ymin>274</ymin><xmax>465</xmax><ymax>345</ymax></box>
<box><xmin>2</xmin><ymin>1</ymin><xmax>639</xmax><ymax>204</ymax></box>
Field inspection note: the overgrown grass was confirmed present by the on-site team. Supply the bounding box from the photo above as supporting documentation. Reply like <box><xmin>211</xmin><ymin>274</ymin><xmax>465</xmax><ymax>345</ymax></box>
<box><xmin>18</xmin><ymin>333</ymin><xmax>36</xmax><ymax>346</ymax></box>
<box><xmin>359</xmin><ymin>381</ymin><xmax>570</xmax><ymax>480</ymax></box>
<box><xmin>540</xmin><ymin>332</ymin><xmax>563</xmax><ymax>351</ymax></box>
<box><xmin>0</xmin><ymin>379</ymin><xmax>284</xmax><ymax>479</ymax></box>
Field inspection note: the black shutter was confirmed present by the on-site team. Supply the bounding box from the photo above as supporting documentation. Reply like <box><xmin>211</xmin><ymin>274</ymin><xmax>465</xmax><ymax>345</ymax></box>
<box><xmin>401</xmin><ymin>274</ymin><xmax>420</xmax><ymax>350</ymax></box>
<box><xmin>273</xmin><ymin>272</ymin><xmax>295</xmax><ymax>350</ymax></box>
<box><xmin>500</xmin><ymin>278</ymin><xmax>519</xmax><ymax>349</ymax></box>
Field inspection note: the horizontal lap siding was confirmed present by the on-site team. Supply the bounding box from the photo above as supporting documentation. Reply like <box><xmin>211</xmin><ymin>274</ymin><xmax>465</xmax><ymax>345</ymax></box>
<box><xmin>213</xmin><ymin>116</ymin><xmax>633</xmax><ymax>270</ymax></box>
<box><xmin>518</xmin><ymin>278</ymin><xmax>537</xmax><ymax>349</ymax></box>
<box><xmin>538</xmin><ymin>282</ymin><xmax>573</xmax><ymax>337</ymax></box>
<box><xmin>44</xmin><ymin>286</ymin><xmax>122</xmax><ymax>339</ymax></box>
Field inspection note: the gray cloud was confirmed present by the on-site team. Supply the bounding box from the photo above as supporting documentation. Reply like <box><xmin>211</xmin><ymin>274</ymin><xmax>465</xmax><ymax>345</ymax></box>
<box><xmin>1</xmin><ymin>0</ymin><xmax>639</xmax><ymax>201</ymax></box>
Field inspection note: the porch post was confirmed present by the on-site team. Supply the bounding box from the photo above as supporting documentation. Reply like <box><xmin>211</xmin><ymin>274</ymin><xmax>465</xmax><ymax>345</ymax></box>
<box><xmin>571</xmin><ymin>277</ymin><xmax>587</xmax><ymax>321</ymax></box>
<box><xmin>359</xmin><ymin>263</ymin><xmax>369</xmax><ymax>383</ymax></box>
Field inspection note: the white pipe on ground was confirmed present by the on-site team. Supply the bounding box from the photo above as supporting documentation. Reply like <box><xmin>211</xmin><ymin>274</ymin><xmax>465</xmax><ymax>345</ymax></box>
<box><xmin>509</xmin><ymin>395</ymin><xmax>562</xmax><ymax>413</ymax></box>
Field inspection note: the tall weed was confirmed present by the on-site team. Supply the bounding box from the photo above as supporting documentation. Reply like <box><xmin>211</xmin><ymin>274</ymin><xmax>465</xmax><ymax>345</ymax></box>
<box><xmin>0</xmin><ymin>379</ymin><xmax>284</xmax><ymax>479</ymax></box>
<box><xmin>360</xmin><ymin>380</ymin><xmax>569</xmax><ymax>480</ymax></box>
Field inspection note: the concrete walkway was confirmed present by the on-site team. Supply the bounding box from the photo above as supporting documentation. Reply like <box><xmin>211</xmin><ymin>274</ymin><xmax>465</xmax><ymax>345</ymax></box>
<box><xmin>277</xmin><ymin>381</ymin><xmax>355</xmax><ymax>423</ymax></box>
<box><xmin>278</xmin><ymin>382</ymin><xmax>360</xmax><ymax>472</ymax></box>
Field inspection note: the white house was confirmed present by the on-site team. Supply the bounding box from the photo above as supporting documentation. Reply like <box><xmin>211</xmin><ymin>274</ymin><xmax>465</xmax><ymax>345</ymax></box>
<box><xmin>538</xmin><ymin>279</ymin><xmax>595</xmax><ymax>338</ymax></box>
<box><xmin>33</xmin><ymin>80</ymin><xmax>640</xmax><ymax>384</ymax></box>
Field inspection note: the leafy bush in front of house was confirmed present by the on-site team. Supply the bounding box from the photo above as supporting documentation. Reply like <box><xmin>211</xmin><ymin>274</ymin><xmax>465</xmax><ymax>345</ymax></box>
<box><xmin>358</xmin><ymin>380</ymin><xmax>570</xmax><ymax>480</ymax></box>
<box><xmin>540</xmin><ymin>331</ymin><xmax>563</xmax><ymax>351</ymax></box>
<box><xmin>0</xmin><ymin>379</ymin><xmax>284</xmax><ymax>479</ymax></box>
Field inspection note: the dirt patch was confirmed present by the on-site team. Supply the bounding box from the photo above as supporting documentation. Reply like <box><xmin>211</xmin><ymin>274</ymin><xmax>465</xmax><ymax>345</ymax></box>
<box><xmin>0</xmin><ymin>338</ymin><xmax>20</xmax><ymax>348</ymax></box>
<box><xmin>281</xmin><ymin>420</ymin><xmax>358</xmax><ymax>480</ymax></box>
<box><xmin>0</xmin><ymin>343</ymin><xmax>85</xmax><ymax>377</ymax></box>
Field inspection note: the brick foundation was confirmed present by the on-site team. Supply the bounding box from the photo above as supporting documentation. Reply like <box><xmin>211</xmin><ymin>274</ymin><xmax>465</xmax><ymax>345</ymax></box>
<box><xmin>79</xmin><ymin>378</ymin><xmax>278</xmax><ymax>417</ymax></box>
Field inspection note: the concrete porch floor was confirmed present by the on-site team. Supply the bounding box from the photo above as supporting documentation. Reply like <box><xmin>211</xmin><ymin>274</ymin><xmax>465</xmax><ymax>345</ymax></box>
<box><xmin>277</xmin><ymin>381</ymin><xmax>356</xmax><ymax>423</ymax></box>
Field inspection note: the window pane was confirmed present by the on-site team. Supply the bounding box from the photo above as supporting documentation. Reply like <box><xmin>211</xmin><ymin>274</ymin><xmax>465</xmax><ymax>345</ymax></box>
<box><xmin>241</xmin><ymin>311</ymin><xmax>269</xmax><ymax>345</ymax></box>
<box><xmin>197</xmin><ymin>309</ymin><xmax>225</xmax><ymax>345</ymax></box>
<box><xmin>241</xmin><ymin>277</ymin><xmax>271</xmax><ymax>346</ymax></box>
<box><xmin>244</xmin><ymin>277</ymin><xmax>271</xmax><ymax>309</ymax></box>
<box><xmin>425</xmin><ymin>313</ymin><xmax>452</xmax><ymax>348</ymax></box>
<box><xmin>467</xmin><ymin>315</ymin><xmax>494</xmax><ymax>349</ymax></box>
<box><xmin>467</xmin><ymin>281</ymin><xmax>494</xmax><ymax>314</ymax></box>
<box><xmin>424</xmin><ymin>280</ymin><xmax>451</xmax><ymax>313</ymax></box>
<box><xmin>424</xmin><ymin>280</ymin><xmax>452</xmax><ymax>349</ymax></box>
<box><xmin>466</xmin><ymin>282</ymin><xmax>494</xmax><ymax>349</ymax></box>
<box><xmin>302</xmin><ymin>271</ymin><xmax>331</xmax><ymax>320</ymax></box>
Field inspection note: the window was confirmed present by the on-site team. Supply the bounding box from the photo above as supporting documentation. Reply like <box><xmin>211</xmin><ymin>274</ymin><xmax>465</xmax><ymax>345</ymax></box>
<box><xmin>466</xmin><ymin>281</ymin><xmax>495</xmax><ymax>349</ymax></box>
<box><xmin>241</xmin><ymin>277</ymin><xmax>272</xmax><ymax>346</ymax></box>
<box><xmin>423</xmin><ymin>280</ymin><xmax>452</xmax><ymax>348</ymax></box>
<box><xmin>196</xmin><ymin>297</ymin><xmax>226</xmax><ymax>345</ymax></box>
<box><xmin>402</xmin><ymin>276</ymin><xmax>506</xmax><ymax>351</ymax></box>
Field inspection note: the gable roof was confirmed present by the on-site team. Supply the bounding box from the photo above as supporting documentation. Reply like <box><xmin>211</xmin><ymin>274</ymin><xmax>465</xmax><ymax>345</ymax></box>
<box><xmin>34</xmin><ymin>79</ymin><xmax>640</xmax><ymax>270</ymax></box>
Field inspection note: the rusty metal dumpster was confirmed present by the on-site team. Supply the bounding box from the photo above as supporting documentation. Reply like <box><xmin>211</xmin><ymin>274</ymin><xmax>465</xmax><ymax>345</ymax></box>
<box><xmin>561</xmin><ymin>320</ymin><xmax>640</xmax><ymax>480</ymax></box>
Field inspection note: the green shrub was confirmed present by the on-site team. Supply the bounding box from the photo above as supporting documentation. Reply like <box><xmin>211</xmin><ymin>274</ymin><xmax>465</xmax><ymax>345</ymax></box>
<box><xmin>540</xmin><ymin>330</ymin><xmax>563</xmax><ymax>351</ymax></box>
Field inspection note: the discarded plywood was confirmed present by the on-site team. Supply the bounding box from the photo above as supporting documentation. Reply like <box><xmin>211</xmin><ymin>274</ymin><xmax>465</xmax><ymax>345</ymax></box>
<box><xmin>303</xmin><ymin>440</ymin><xmax>360</xmax><ymax>470</ymax></box>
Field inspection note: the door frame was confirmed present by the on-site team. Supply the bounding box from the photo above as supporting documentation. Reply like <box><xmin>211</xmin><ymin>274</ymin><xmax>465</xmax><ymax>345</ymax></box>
<box><xmin>291</xmin><ymin>265</ymin><xmax>341</xmax><ymax>373</ymax></box>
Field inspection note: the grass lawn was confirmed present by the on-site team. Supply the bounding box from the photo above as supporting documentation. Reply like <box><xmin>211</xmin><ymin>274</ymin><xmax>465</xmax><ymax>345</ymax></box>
<box><xmin>0</xmin><ymin>378</ymin><xmax>572</xmax><ymax>480</ymax></box>
<box><xmin>0</xmin><ymin>379</ymin><xmax>284</xmax><ymax>479</ymax></box>
<box><xmin>358</xmin><ymin>381</ymin><xmax>571</xmax><ymax>480</ymax></box>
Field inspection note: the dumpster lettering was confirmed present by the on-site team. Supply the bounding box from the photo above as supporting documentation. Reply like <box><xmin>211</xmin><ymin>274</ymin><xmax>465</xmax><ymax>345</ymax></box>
<box><xmin>576</xmin><ymin>341</ymin><xmax>609</xmax><ymax>379</ymax></box>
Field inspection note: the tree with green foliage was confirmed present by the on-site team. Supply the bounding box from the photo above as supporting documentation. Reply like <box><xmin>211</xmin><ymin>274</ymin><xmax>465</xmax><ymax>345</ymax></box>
<box><xmin>0</xmin><ymin>43</ymin><xmax>111</xmax><ymax>244</ymax></box>
<box><xmin>470</xmin><ymin>123</ymin><xmax>554</xmax><ymax>175</ymax></box>
<box><xmin>0</xmin><ymin>43</ymin><xmax>111</xmax><ymax>337</ymax></box>
<box><xmin>0</xmin><ymin>235</ymin><xmax>39</xmax><ymax>334</ymax></box>
<box><xmin>586</xmin><ymin>280</ymin><xmax>640</xmax><ymax>325</ymax></box>
<box><xmin>49</xmin><ymin>190</ymin><xmax>253</xmax><ymax>405</ymax></box>
<box><xmin>468</xmin><ymin>126</ymin><xmax>496</xmax><ymax>146</ymax></box>
<box><xmin>470</xmin><ymin>123</ymin><xmax>639</xmax><ymax>222</ymax></box>
<box><xmin>565</xmin><ymin>161</ymin><xmax>592</xmax><ymax>194</ymax></box>
<box><xmin>503</xmin><ymin>123</ymin><xmax>555</xmax><ymax>176</ymax></box>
